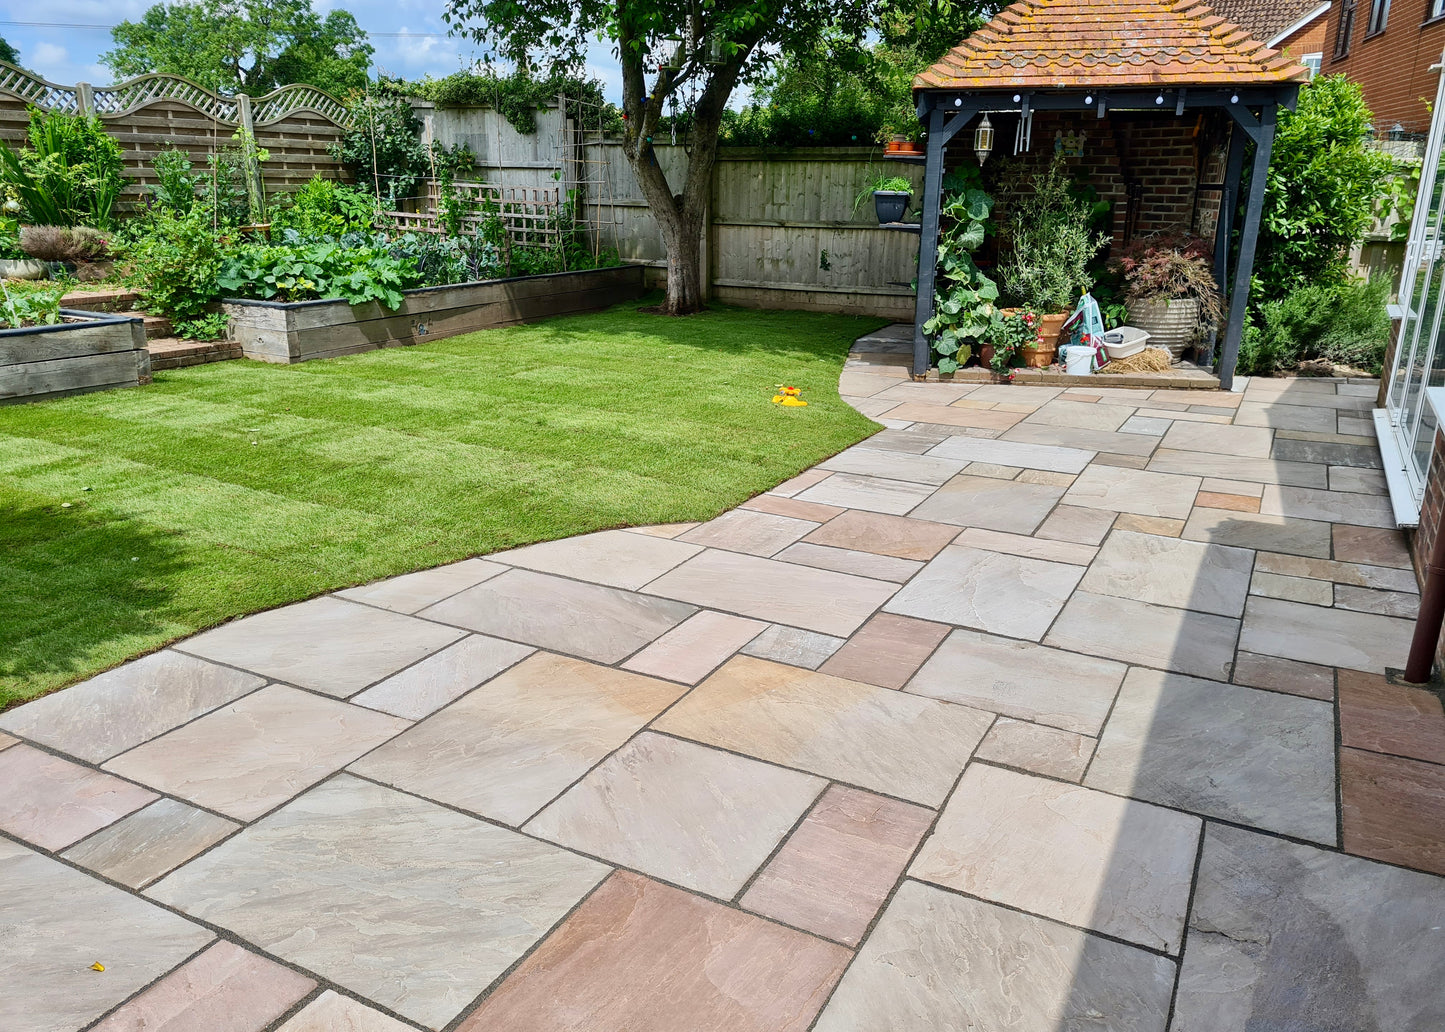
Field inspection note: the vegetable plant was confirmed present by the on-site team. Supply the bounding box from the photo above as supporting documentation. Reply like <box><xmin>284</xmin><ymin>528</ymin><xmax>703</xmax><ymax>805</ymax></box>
<box><xmin>0</xmin><ymin>284</ymin><xmax>63</xmax><ymax>328</ymax></box>
<box><xmin>218</xmin><ymin>233</ymin><xmax>421</xmax><ymax>308</ymax></box>
<box><xmin>922</xmin><ymin>165</ymin><xmax>997</xmax><ymax>373</ymax></box>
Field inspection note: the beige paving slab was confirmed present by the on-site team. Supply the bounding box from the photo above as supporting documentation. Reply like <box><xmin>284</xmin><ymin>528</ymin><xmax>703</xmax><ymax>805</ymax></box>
<box><xmin>353</xmin><ymin>652</ymin><xmax>687</xmax><ymax>826</ymax></box>
<box><xmin>1333</xmin><ymin>524</ymin><xmax>1415</xmax><ymax>569</ymax></box>
<box><xmin>775</xmin><ymin>541</ymin><xmax>924</xmax><ymax>582</ymax></box>
<box><xmin>1137</xmin><ymin>407</ymin><xmax>1231</xmax><ymax>425</ymax></box>
<box><xmin>642</xmin><ymin>549</ymin><xmax>896</xmax><ymax>637</ymax></box>
<box><xmin>1018</xmin><ymin>468</ymin><xmax>1078</xmax><ymax>486</ymax></box>
<box><xmin>1046</xmin><ymin>592</ymin><xmax>1239</xmax><ymax>682</ymax></box>
<box><xmin>838</xmin><ymin>371</ymin><xmax>909</xmax><ymax>397</ymax></box>
<box><xmin>740</xmin><ymin>625</ymin><xmax>846</xmax><ymax>669</ymax></box>
<box><xmin>1161</xmin><ymin>420</ymin><xmax>1274</xmax><ymax>458</ymax></box>
<box><xmin>1064</xmin><ymin>465</ymin><xmax>1201</xmax><ymax>519</ymax></box>
<box><xmin>812</xmin><ymin>881</ymin><xmax>1176</xmax><ymax>1032</ymax></box>
<box><xmin>0</xmin><ymin>838</ymin><xmax>215</xmax><ymax>1032</ymax></box>
<box><xmin>872</xmin><ymin>381</ymin><xmax>981</xmax><ymax>404</ymax></box>
<box><xmin>497</xmin><ymin>529</ymin><xmax>702</xmax><ymax>589</ymax></box>
<box><xmin>1260</xmin><ymin>484</ymin><xmax>1395</xmax><ymax>528</ymax></box>
<box><xmin>770</xmin><ymin>468</ymin><xmax>834</xmax><ymax>497</ymax></box>
<box><xmin>277</xmin><ymin>991</ymin><xmax>414</xmax><ymax>1032</ymax></box>
<box><xmin>1232</xmin><ymin>651</ymin><xmax>1337</xmax><ymax>702</ymax></box>
<box><xmin>953</xmin><ymin>527</ymin><xmax>1099</xmax><ymax>565</ymax></box>
<box><xmin>975</xmin><ymin>718</ymin><xmax>1095</xmax><ymax>782</ymax></box>
<box><xmin>1115</xmin><ymin>513</ymin><xmax>1186</xmax><ymax>536</ymax></box>
<box><xmin>817</xmin><ymin>445</ymin><xmax>966</xmax><ymax>485</ymax></box>
<box><xmin>181</xmin><ymin>597</ymin><xmax>465</xmax><ymax>699</ymax></box>
<box><xmin>1238</xmin><ymin>595</ymin><xmax>1414</xmax><ymax>674</ymax></box>
<box><xmin>626</xmin><ymin>521</ymin><xmax>700</xmax><ymax>538</ymax></box>
<box><xmin>1201</xmin><ymin>477</ymin><xmax>1265</xmax><ymax>498</ymax></box>
<box><xmin>1147</xmin><ymin>448</ymin><xmax>1329</xmax><ymax>488</ymax></box>
<box><xmin>0</xmin><ymin>650</ymin><xmax>264</xmax><ymax>764</ymax></box>
<box><xmin>925</xmin><ymin>434</ymin><xmax>1096</xmax><ymax>473</ymax></box>
<box><xmin>909</xmin><ymin>474</ymin><xmax>1067</xmax><ymax>533</ymax></box>
<box><xmin>1182</xmin><ymin>508</ymin><xmax>1333</xmax><ymax>557</ymax></box>
<box><xmin>0</xmin><ymin>731</ymin><xmax>15</xmax><ymax>751</ymax></box>
<box><xmin>793</xmin><ymin>471</ymin><xmax>936</xmax><ymax>515</ymax></box>
<box><xmin>1086</xmin><ymin>668</ymin><xmax>1337</xmax><ymax>844</ymax></box>
<box><xmin>858</xmin><ymin>428</ymin><xmax>951</xmax><ymax>455</ymax></box>
<box><xmin>1250</xmin><ymin>570</ymin><xmax>1333</xmax><ymax>606</ymax></box>
<box><xmin>350</xmin><ymin>634</ymin><xmax>536</xmax><ymax>720</ymax></box>
<box><xmin>801</xmin><ymin>509</ymin><xmax>961</xmax><ymax>560</ymax></box>
<box><xmin>1036</xmin><ymin>503</ymin><xmax>1119</xmax><ymax>544</ymax></box>
<box><xmin>1080</xmin><ymin>530</ymin><xmax>1254</xmax><ymax>617</ymax></box>
<box><xmin>420</xmin><ymin>569</ymin><xmax>695</xmax><ymax>663</ymax></box>
<box><xmin>91</xmin><ymin>940</ymin><xmax>314</xmax><ymax>1032</ymax></box>
<box><xmin>1001</xmin><ymin>420</ymin><xmax>1161</xmax><ymax>456</ymax></box>
<box><xmin>1253</xmin><ymin>551</ymin><xmax>1419</xmax><ymax>592</ymax></box>
<box><xmin>0</xmin><ymin>744</ymin><xmax>157</xmax><ymax>851</ymax></box>
<box><xmin>621</xmin><ymin>610</ymin><xmax>768</xmax><ymax>683</ymax></box>
<box><xmin>1025</xmin><ymin>399</ymin><xmax>1138</xmax><ymax>432</ymax></box>
<box><xmin>678</xmin><ymin>509</ymin><xmax>819</xmax><ymax>557</ymax></box>
<box><xmin>1232</xmin><ymin>401</ymin><xmax>1342</xmax><ymax>434</ymax></box>
<box><xmin>884</xmin><ymin>544</ymin><xmax>1084</xmax><ymax>641</ymax></box>
<box><xmin>912</xmin><ymin>764</ymin><xmax>1201</xmax><ymax>953</ymax></box>
<box><xmin>1329</xmin><ymin>466</ymin><xmax>1388</xmax><ymax>495</ymax></box>
<box><xmin>907</xmin><ymin>628</ymin><xmax>1126</xmax><ymax>735</ymax></box>
<box><xmin>62</xmin><ymin>797</ymin><xmax>239</xmax><ymax>890</ymax></box>
<box><xmin>968</xmin><ymin>383</ymin><xmax>1065</xmax><ymax>402</ymax></box>
<box><xmin>1121</xmin><ymin>414</ymin><xmax>1173</xmax><ymax>435</ymax></box>
<box><xmin>525</xmin><ymin>733</ymin><xmax>825</xmax><ymax>899</ymax></box>
<box><xmin>335</xmin><ymin>559</ymin><xmax>507</xmax><ymax>614</ymax></box>
<box><xmin>150</xmin><ymin>776</ymin><xmax>608</xmax><ymax>1030</ymax></box>
<box><xmin>655</xmin><ymin>655</ymin><xmax>991</xmax><ymax>806</ymax></box>
<box><xmin>739</xmin><ymin>493</ymin><xmax>846</xmax><ymax>523</ymax></box>
<box><xmin>879</xmin><ymin>402</ymin><xmax>1023</xmax><ymax>430</ymax></box>
<box><xmin>105</xmin><ymin>686</ymin><xmax>410</xmax><ymax>822</ymax></box>
<box><xmin>1335</xmin><ymin>585</ymin><xmax>1420</xmax><ymax>618</ymax></box>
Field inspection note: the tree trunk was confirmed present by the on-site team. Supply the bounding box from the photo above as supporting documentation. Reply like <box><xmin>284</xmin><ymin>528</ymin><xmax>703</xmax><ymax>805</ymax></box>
<box><xmin>658</xmin><ymin>208</ymin><xmax>705</xmax><ymax>315</ymax></box>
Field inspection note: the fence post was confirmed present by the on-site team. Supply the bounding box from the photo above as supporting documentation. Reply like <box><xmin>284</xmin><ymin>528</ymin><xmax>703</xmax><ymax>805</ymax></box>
<box><xmin>76</xmin><ymin>82</ymin><xmax>93</xmax><ymax>116</ymax></box>
<box><xmin>235</xmin><ymin>93</ymin><xmax>265</xmax><ymax>222</ymax></box>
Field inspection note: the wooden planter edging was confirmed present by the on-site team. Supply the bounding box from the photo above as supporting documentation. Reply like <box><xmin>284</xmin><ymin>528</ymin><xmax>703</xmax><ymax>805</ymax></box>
<box><xmin>223</xmin><ymin>264</ymin><xmax>646</xmax><ymax>364</ymax></box>
<box><xmin>0</xmin><ymin>310</ymin><xmax>150</xmax><ymax>406</ymax></box>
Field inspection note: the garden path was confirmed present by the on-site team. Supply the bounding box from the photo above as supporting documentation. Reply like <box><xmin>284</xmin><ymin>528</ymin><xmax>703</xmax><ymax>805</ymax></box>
<box><xmin>3</xmin><ymin>335</ymin><xmax>1445</xmax><ymax>1031</ymax></box>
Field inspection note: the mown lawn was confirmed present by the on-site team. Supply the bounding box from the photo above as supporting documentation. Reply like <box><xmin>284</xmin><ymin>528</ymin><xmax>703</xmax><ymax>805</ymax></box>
<box><xmin>0</xmin><ymin>301</ymin><xmax>883</xmax><ymax>708</ymax></box>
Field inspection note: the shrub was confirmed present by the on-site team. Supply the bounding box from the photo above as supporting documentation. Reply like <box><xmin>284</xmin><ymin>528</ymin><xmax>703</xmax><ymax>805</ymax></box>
<box><xmin>150</xmin><ymin>148</ymin><xmax>202</xmax><ymax>213</ymax></box>
<box><xmin>174</xmin><ymin>312</ymin><xmax>230</xmax><ymax>341</ymax></box>
<box><xmin>997</xmin><ymin>156</ymin><xmax>1106</xmax><ymax>313</ymax></box>
<box><xmin>1237</xmin><ymin>278</ymin><xmax>1392</xmax><ymax>376</ymax></box>
<box><xmin>0</xmin><ymin>108</ymin><xmax>125</xmax><ymax>228</ymax></box>
<box><xmin>119</xmin><ymin>205</ymin><xmax>227</xmax><ymax>318</ymax></box>
<box><xmin>1110</xmin><ymin>234</ymin><xmax>1224</xmax><ymax>334</ymax></box>
<box><xmin>270</xmin><ymin>177</ymin><xmax>381</xmax><ymax>237</ymax></box>
<box><xmin>18</xmin><ymin>225</ymin><xmax>111</xmax><ymax>262</ymax></box>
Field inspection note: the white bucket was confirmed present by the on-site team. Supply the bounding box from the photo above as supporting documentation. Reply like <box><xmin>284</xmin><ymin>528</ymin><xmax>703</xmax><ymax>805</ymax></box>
<box><xmin>1065</xmin><ymin>346</ymin><xmax>1093</xmax><ymax>376</ymax></box>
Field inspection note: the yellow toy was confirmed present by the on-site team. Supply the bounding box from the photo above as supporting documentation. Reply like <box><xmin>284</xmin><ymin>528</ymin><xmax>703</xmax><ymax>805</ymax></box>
<box><xmin>772</xmin><ymin>385</ymin><xmax>808</xmax><ymax>407</ymax></box>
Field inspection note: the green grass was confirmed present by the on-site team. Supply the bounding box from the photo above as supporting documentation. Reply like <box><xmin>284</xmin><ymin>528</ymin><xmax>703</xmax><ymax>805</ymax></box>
<box><xmin>0</xmin><ymin>301</ymin><xmax>883</xmax><ymax>708</ymax></box>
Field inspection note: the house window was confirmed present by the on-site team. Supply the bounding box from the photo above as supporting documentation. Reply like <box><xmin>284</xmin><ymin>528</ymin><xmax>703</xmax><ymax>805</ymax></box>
<box><xmin>1431</xmin><ymin>0</ymin><xmax>1445</xmax><ymax>21</ymax></box>
<box><xmin>1336</xmin><ymin>0</ymin><xmax>1358</xmax><ymax>58</ymax></box>
<box><xmin>1303</xmin><ymin>53</ymin><xmax>1323</xmax><ymax>79</ymax></box>
<box><xmin>1369</xmin><ymin>0</ymin><xmax>1391</xmax><ymax>34</ymax></box>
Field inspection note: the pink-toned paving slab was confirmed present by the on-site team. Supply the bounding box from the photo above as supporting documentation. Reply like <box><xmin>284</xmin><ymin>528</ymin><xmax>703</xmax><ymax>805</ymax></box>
<box><xmin>0</xmin><ymin>744</ymin><xmax>157</xmax><ymax>851</ymax></box>
<box><xmin>622</xmin><ymin>611</ymin><xmax>768</xmax><ymax>684</ymax></box>
<box><xmin>276</xmin><ymin>991</ymin><xmax>414</xmax><ymax>1032</ymax></box>
<box><xmin>1338</xmin><ymin>670</ymin><xmax>1445</xmax><ymax>765</ymax></box>
<box><xmin>818</xmin><ymin>613</ymin><xmax>950</xmax><ymax>689</ymax></box>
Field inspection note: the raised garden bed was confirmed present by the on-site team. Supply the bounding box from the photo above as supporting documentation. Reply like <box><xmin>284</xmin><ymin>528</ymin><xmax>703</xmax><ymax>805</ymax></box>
<box><xmin>224</xmin><ymin>265</ymin><xmax>646</xmax><ymax>364</ymax></box>
<box><xmin>0</xmin><ymin>310</ymin><xmax>150</xmax><ymax>406</ymax></box>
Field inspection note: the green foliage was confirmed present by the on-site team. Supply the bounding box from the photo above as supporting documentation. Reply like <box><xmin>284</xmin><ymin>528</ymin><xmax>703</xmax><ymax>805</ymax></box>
<box><xmin>118</xmin><ymin>205</ymin><xmax>227</xmax><ymax>319</ymax></box>
<box><xmin>104</xmin><ymin>0</ymin><xmax>372</xmax><ymax>98</ymax></box>
<box><xmin>174</xmin><ymin>312</ymin><xmax>231</xmax><ymax>341</ymax></box>
<box><xmin>922</xmin><ymin>165</ymin><xmax>997</xmax><ymax>373</ymax></box>
<box><xmin>387</xmin><ymin>69</ymin><xmax>620</xmax><ymax>136</ymax></box>
<box><xmin>0</xmin><ymin>284</ymin><xmax>62</xmax><ymax>329</ymax></box>
<box><xmin>269</xmin><ymin>176</ymin><xmax>380</xmax><ymax>237</ymax></box>
<box><xmin>997</xmin><ymin>156</ymin><xmax>1105</xmax><ymax>313</ymax></box>
<box><xmin>986</xmin><ymin>308</ymin><xmax>1040</xmax><ymax>375</ymax></box>
<box><xmin>1254</xmin><ymin>75</ymin><xmax>1402</xmax><ymax>301</ymax></box>
<box><xmin>0</xmin><ymin>36</ymin><xmax>20</xmax><ymax>66</ymax></box>
<box><xmin>217</xmin><ymin>234</ymin><xmax>422</xmax><ymax>308</ymax></box>
<box><xmin>150</xmin><ymin>149</ymin><xmax>202</xmax><ymax>213</ymax></box>
<box><xmin>0</xmin><ymin>212</ymin><xmax>26</xmax><ymax>259</ymax></box>
<box><xmin>1237</xmin><ymin>278</ymin><xmax>1393</xmax><ymax>376</ymax></box>
<box><xmin>332</xmin><ymin>94</ymin><xmax>474</xmax><ymax>207</ymax></box>
<box><xmin>0</xmin><ymin>109</ymin><xmax>126</xmax><ymax>228</ymax></box>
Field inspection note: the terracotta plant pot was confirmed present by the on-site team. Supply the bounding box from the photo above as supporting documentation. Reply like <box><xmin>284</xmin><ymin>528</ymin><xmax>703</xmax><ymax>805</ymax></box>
<box><xmin>885</xmin><ymin>137</ymin><xmax>924</xmax><ymax>156</ymax></box>
<box><xmin>1020</xmin><ymin>343</ymin><xmax>1057</xmax><ymax>368</ymax></box>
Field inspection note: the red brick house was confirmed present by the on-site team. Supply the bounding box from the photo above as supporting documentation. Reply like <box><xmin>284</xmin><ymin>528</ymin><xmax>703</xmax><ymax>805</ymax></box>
<box><xmin>1209</xmin><ymin>1</ymin><xmax>1331</xmax><ymax>76</ymax></box>
<box><xmin>1327</xmin><ymin>0</ymin><xmax>1445</xmax><ymax>131</ymax></box>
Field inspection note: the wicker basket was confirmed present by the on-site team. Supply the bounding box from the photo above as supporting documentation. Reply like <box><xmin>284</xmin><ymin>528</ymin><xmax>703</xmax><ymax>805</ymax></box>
<box><xmin>1127</xmin><ymin>297</ymin><xmax>1199</xmax><ymax>360</ymax></box>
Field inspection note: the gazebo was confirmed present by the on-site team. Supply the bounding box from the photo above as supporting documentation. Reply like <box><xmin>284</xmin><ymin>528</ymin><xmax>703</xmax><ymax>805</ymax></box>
<box><xmin>907</xmin><ymin>0</ymin><xmax>1309</xmax><ymax>389</ymax></box>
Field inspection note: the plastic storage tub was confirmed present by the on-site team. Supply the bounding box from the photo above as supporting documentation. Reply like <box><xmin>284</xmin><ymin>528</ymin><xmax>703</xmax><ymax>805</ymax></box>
<box><xmin>1101</xmin><ymin>326</ymin><xmax>1151</xmax><ymax>360</ymax></box>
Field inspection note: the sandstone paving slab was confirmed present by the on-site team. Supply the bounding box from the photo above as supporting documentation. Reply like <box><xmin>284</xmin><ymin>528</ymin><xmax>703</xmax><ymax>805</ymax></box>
<box><xmin>1231</xmin><ymin>651</ymin><xmax>1336</xmax><ymax>702</ymax></box>
<box><xmin>1272</xmin><ymin>436</ymin><xmax>1384</xmax><ymax>469</ymax></box>
<box><xmin>642</xmin><ymin>549</ymin><xmax>896</xmax><ymax>637</ymax></box>
<box><xmin>1182</xmin><ymin>507</ymin><xmax>1333</xmax><ymax>557</ymax></box>
<box><xmin>770</xmin><ymin>468</ymin><xmax>835</xmax><ymax>496</ymax></box>
<box><xmin>812</xmin><ymin>881</ymin><xmax>1176</xmax><ymax>1032</ymax></box>
<box><xmin>655</xmin><ymin>655</ymin><xmax>990</xmax><ymax>806</ymax></box>
<box><xmin>1196</xmin><ymin>490</ymin><xmax>1258</xmax><ymax>513</ymax></box>
<box><xmin>1335</xmin><ymin>584</ymin><xmax>1420</xmax><ymax>618</ymax></box>
<box><xmin>455</xmin><ymin>870</ymin><xmax>851</xmax><ymax>1032</ymax></box>
<box><xmin>181</xmin><ymin>597</ymin><xmax>465</xmax><ymax>699</ymax></box>
<box><xmin>793</xmin><ymin>470</ymin><xmax>936</xmax><ymax>515</ymax></box>
<box><xmin>1036</xmin><ymin>503</ymin><xmax>1119</xmax><ymax>544</ymax></box>
<box><xmin>678</xmin><ymin>510</ymin><xmax>819</xmax><ymax>557</ymax></box>
<box><xmin>1238</xmin><ymin>595</ymin><xmax>1414</xmax><ymax>674</ymax></box>
<box><xmin>906</xmin><ymin>628</ymin><xmax>1125</xmax><ymax>735</ymax></box>
<box><xmin>924</xmin><ymin>434</ymin><xmax>1095</xmax><ymax>472</ymax></box>
<box><xmin>1201</xmin><ymin>476</ymin><xmax>1265</xmax><ymax>498</ymax></box>
<box><xmin>1002</xmin><ymin>420</ymin><xmax>1161</xmax><ymax>457</ymax></box>
<box><xmin>838</xmin><ymin>371</ymin><xmax>905</xmax><ymax>398</ymax></box>
<box><xmin>1046</xmin><ymin>592</ymin><xmax>1240</xmax><ymax>682</ymax></box>
<box><xmin>1121</xmin><ymin>415</ymin><xmax>1172</xmax><ymax>435</ymax></box>
<box><xmin>0</xmin><ymin>730</ymin><xmax>14</xmax><ymax>750</ymax></box>
<box><xmin>775</xmin><ymin>541</ymin><xmax>923</xmax><ymax>582</ymax></box>
<box><xmin>497</xmin><ymin>529</ymin><xmax>701</xmax><ymax>589</ymax></box>
<box><xmin>801</xmin><ymin>508</ymin><xmax>960</xmax><ymax>560</ymax></box>
<box><xmin>912</xmin><ymin>764</ymin><xmax>1200</xmax><ymax>953</ymax></box>
<box><xmin>975</xmin><ymin>717</ymin><xmax>1096</xmax><ymax>782</ymax></box>
<box><xmin>0</xmin><ymin>744</ymin><xmax>157</xmax><ymax>851</ymax></box>
<box><xmin>1334</xmin><ymin>524</ymin><xmax>1415</xmax><ymax>569</ymax></box>
<box><xmin>1172</xmin><ymin>823</ymin><xmax>1445</xmax><ymax>1031</ymax></box>
<box><xmin>149</xmin><ymin>775</ymin><xmax>608</xmax><ymax>1030</ymax></box>
<box><xmin>335</xmin><ymin>558</ymin><xmax>507</xmax><ymax>614</ymax></box>
<box><xmin>1253</xmin><ymin>550</ymin><xmax>1419</xmax><ymax>592</ymax></box>
<box><xmin>884</xmin><ymin>545</ymin><xmax>1083</xmax><ymax>641</ymax></box>
<box><xmin>622</xmin><ymin>610</ymin><xmax>768</xmax><ymax>683</ymax></box>
<box><xmin>1116</xmin><ymin>513</ymin><xmax>1186</xmax><ymax>536</ymax></box>
<box><xmin>0</xmin><ymin>651</ymin><xmax>265</xmax><ymax>764</ymax></box>
<box><xmin>105</xmin><ymin>686</ymin><xmax>410</xmax><ymax>822</ymax></box>
<box><xmin>817</xmin><ymin>445</ymin><xmax>966</xmax><ymax>485</ymax></box>
<box><xmin>1341</xmin><ymin>747</ymin><xmax>1445</xmax><ymax>876</ymax></box>
<box><xmin>1249</xmin><ymin>570</ymin><xmax>1333</xmax><ymax>606</ymax></box>
<box><xmin>1160</xmin><ymin>420</ymin><xmax>1273</xmax><ymax>458</ymax></box>
<box><xmin>350</xmin><ymin>634</ymin><xmax>535</xmax><ymax>720</ymax></box>
<box><xmin>90</xmin><ymin>940</ymin><xmax>314</xmax><ymax>1032</ymax></box>
<box><xmin>1146</xmin><ymin>448</ymin><xmax>1328</xmax><ymax>488</ymax></box>
<box><xmin>353</xmin><ymin>652</ymin><xmax>688</xmax><ymax>826</ymax></box>
<box><xmin>524</xmin><ymin>733</ymin><xmax>824</xmax><ymax>899</ymax></box>
<box><xmin>817</xmin><ymin>612</ymin><xmax>950</xmax><ymax>689</ymax></box>
<box><xmin>1260</xmin><ymin>484</ymin><xmax>1395</xmax><ymax>528</ymax></box>
<box><xmin>1025</xmin><ymin>398</ymin><xmax>1138</xmax><ymax>432</ymax></box>
<box><xmin>420</xmin><ymin>568</ymin><xmax>695</xmax><ymax>663</ymax></box>
<box><xmin>1339</xmin><ymin>413</ymin><xmax>1376</xmax><ymax>436</ymax></box>
<box><xmin>1080</xmin><ymin>530</ymin><xmax>1254</xmax><ymax>617</ymax></box>
<box><xmin>1064</xmin><ymin>465</ymin><xmax>1200</xmax><ymax>519</ymax></box>
<box><xmin>953</xmin><ymin>526</ymin><xmax>1099</xmax><ymax>565</ymax></box>
<box><xmin>1330</xmin><ymin>465</ymin><xmax>1388</xmax><ymax>494</ymax></box>
<box><xmin>739</xmin><ymin>492</ymin><xmax>845</xmax><ymax>523</ymax></box>
<box><xmin>1086</xmin><ymin>668</ymin><xmax>1336</xmax><ymax>844</ymax></box>
<box><xmin>740</xmin><ymin>624</ymin><xmax>846</xmax><ymax>669</ymax></box>
<box><xmin>627</xmin><ymin>521</ymin><xmax>700</xmax><ymax>538</ymax></box>
<box><xmin>0</xmin><ymin>837</ymin><xmax>214</xmax><ymax>1032</ymax></box>
<box><xmin>1233</xmin><ymin>401</ymin><xmax>1338</xmax><ymax>433</ymax></box>
<box><xmin>909</xmin><ymin>474</ymin><xmax>1067</xmax><ymax>533</ymax></box>
<box><xmin>879</xmin><ymin>402</ymin><xmax>1023</xmax><ymax>431</ymax></box>
<box><xmin>1338</xmin><ymin>669</ymin><xmax>1445</xmax><ymax>765</ymax></box>
<box><xmin>62</xmin><ymin>797</ymin><xmax>240</xmax><ymax>890</ymax></box>
<box><xmin>857</xmin><ymin>428</ymin><xmax>951</xmax><ymax>455</ymax></box>
<box><xmin>277</xmin><ymin>991</ymin><xmax>414</xmax><ymax>1032</ymax></box>
<box><xmin>740</xmin><ymin>785</ymin><xmax>934</xmax><ymax>946</ymax></box>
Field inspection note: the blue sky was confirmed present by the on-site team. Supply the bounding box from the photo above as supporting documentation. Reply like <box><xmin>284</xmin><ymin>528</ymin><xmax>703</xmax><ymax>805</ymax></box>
<box><xmin>0</xmin><ymin>0</ymin><xmax>628</xmax><ymax>99</ymax></box>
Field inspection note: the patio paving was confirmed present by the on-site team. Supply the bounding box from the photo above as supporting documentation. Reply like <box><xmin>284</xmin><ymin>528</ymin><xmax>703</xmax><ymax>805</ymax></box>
<box><xmin>4</xmin><ymin>355</ymin><xmax>1445</xmax><ymax>1030</ymax></box>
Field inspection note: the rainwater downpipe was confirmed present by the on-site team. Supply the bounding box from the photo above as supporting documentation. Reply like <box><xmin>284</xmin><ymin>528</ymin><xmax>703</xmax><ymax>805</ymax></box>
<box><xmin>1405</xmin><ymin>520</ymin><xmax>1445</xmax><ymax>683</ymax></box>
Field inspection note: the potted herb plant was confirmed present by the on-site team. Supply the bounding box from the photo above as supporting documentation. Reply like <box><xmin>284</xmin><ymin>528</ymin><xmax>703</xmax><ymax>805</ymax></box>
<box><xmin>997</xmin><ymin>156</ymin><xmax>1106</xmax><ymax>349</ymax></box>
<box><xmin>1110</xmin><ymin>235</ymin><xmax>1225</xmax><ymax>360</ymax></box>
<box><xmin>855</xmin><ymin>172</ymin><xmax>914</xmax><ymax>224</ymax></box>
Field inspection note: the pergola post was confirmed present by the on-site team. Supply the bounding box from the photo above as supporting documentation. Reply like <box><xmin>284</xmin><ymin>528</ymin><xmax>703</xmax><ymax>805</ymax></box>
<box><xmin>1218</xmin><ymin>102</ymin><xmax>1278</xmax><ymax>391</ymax></box>
<box><xmin>912</xmin><ymin>106</ymin><xmax>948</xmax><ymax>378</ymax></box>
<box><xmin>1213</xmin><ymin>122</ymin><xmax>1248</xmax><ymax>300</ymax></box>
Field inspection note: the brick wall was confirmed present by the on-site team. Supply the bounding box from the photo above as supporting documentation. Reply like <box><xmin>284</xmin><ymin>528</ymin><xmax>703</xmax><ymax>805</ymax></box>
<box><xmin>1412</xmin><ymin>425</ymin><xmax>1445</xmax><ymax>669</ymax></box>
<box><xmin>1277</xmin><ymin>11</ymin><xmax>1329</xmax><ymax>61</ymax></box>
<box><xmin>1328</xmin><ymin>0</ymin><xmax>1445</xmax><ymax>133</ymax></box>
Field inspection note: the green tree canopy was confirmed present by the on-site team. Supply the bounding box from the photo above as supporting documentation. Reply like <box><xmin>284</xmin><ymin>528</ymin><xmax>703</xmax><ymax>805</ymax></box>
<box><xmin>103</xmin><ymin>0</ymin><xmax>373</xmax><ymax>97</ymax></box>
<box><xmin>0</xmin><ymin>36</ymin><xmax>19</xmax><ymax>67</ymax></box>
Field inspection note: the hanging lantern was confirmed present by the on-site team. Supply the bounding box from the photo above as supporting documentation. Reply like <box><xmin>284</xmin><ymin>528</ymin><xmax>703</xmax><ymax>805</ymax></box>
<box><xmin>974</xmin><ymin>113</ymin><xmax>995</xmax><ymax>164</ymax></box>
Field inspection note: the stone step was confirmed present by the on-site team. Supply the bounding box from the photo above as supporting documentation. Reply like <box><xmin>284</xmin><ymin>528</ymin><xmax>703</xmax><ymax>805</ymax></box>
<box><xmin>109</xmin><ymin>311</ymin><xmax>175</xmax><ymax>341</ymax></box>
<box><xmin>147</xmin><ymin>337</ymin><xmax>242</xmax><ymax>371</ymax></box>
<box><xmin>60</xmin><ymin>288</ymin><xmax>141</xmax><ymax>313</ymax></box>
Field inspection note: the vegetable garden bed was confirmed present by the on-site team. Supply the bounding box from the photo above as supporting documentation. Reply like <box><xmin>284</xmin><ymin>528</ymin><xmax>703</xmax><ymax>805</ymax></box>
<box><xmin>224</xmin><ymin>264</ymin><xmax>645</xmax><ymax>364</ymax></box>
<box><xmin>0</xmin><ymin>310</ymin><xmax>150</xmax><ymax>405</ymax></box>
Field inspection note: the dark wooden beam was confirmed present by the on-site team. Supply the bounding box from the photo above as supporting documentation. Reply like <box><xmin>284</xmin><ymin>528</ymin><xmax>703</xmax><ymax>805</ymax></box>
<box><xmin>912</xmin><ymin>103</ymin><xmax>979</xmax><ymax>377</ymax></box>
<box><xmin>1214</xmin><ymin>122</ymin><xmax>1248</xmax><ymax>303</ymax></box>
<box><xmin>1219</xmin><ymin>102</ymin><xmax>1278</xmax><ymax>390</ymax></box>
